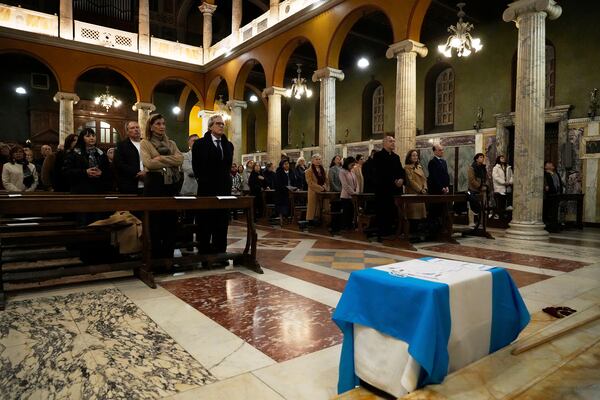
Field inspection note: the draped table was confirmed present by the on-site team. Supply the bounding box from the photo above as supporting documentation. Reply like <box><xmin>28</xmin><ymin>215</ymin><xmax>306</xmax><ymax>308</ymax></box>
<box><xmin>333</xmin><ymin>257</ymin><xmax>530</xmax><ymax>397</ymax></box>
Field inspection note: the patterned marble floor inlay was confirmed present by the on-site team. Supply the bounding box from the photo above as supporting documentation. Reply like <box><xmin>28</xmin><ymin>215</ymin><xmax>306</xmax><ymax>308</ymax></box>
<box><xmin>303</xmin><ymin>250</ymin><xmax>398</xmax><ymax>271</ymax></box>
<box><xmin>161</xmin><ymin>273</ymin><xmax>342</xmax><ymax>362</ymax></box>
<box><xmin>0</xmin><ymin>289</ymin><xmax>215</xmax><ymax>399</ymax></box>
<box><xmin>422</xmin><ymin>243</ymin><xmax>589</xmax><ymax>272</ymax></box>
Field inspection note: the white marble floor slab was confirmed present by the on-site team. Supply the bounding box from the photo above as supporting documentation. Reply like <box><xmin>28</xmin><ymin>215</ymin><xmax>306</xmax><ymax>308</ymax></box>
<box><xmin>166</xmin><ymin>373</ymin><xmax>285</xmax><ymax>400</ymax></box>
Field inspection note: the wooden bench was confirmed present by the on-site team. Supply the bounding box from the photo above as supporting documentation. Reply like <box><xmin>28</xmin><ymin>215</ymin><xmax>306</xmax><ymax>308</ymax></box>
<box><xmin>351</xmin><ymin>193</ymin><xmax>376</xmax><ymax>235</ymax></box>
<box><xmin>0</xmin><ymin>195</ymin><xmax>262</xmax><ymax>309</ymax></box>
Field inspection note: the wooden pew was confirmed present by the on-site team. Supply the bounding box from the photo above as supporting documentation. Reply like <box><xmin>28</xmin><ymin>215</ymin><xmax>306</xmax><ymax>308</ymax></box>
<box><xmin>351</xmin><ymin>193</ymin><xmax>376</xmax><ymax>235</ymax></box>
<box><xmin>0</xmin><ymin>195</ymin><xmax>262</xmax><ymax>309</ymax></box>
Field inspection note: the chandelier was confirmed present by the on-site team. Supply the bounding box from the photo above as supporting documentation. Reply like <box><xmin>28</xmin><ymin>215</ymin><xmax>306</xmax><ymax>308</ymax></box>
<box><xmin>437</xmin><ymin>3</ymin><xmax>482</xmax><ymax>58</ymax></box>
<box><xmin>94</xmin><ymin>86</ymin><xmax>122</xmax><ymax>111</ymax></box>
<box><xmin>285</xmin><ymin>64</ymin><xmax>313</xmax><ymax>100</ymax></box>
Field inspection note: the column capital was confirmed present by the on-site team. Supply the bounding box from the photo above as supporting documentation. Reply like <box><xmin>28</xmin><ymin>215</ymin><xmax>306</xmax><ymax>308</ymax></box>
<box><xmin>226</xmin><ymin>100</ymin><xmax>247</xmax><ymax>110</ymax></box>
<box><xmin>132</xmin><ymin>102</ymin><xmax>156</xmax><ymax>112</ymax></box>
<box><xmin>503</xmin><ymin>0</ymin><xmax>562</xmax><ymax>22</ymax></box>
<box><xmin>199</xmin><ymin>2</ymin><xmax>217</xmax><ymax>16</ymax></box>
<box><xmin>386</xmin><ymin>40</ymin><xmax>428</xmax><ymax>59</ymax></box>
<box><xmin>262</xmin><ymin>86</ymin><xmax>287</xmax><ymax>98</ymax></box>
<box><xmin>312</xmin><ymin>67</ymin><xmax>344</xmax><ymax>83</ymax></box>
<box><xmin>53</xmin><ymin>92</ymin><xmax>79</xmax><ymax>103</ymax></box>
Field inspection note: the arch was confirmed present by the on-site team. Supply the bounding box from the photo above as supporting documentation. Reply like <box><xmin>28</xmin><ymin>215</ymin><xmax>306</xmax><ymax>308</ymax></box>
<box><xmin>74</xmin><ymin>64</ymin><xmax>141</xmax><ymax>102</ymax></box>
<box><xmin>361</xmin><ymin>80</ymin><xmax>384</xmax><ymax>140</ymax></box>
<box><xmin>407</xmin><ymin>0</ymin><xmax>432</xmax><ymax>42</ymax></box>
<box><xmin>245</xmin><ymin>83</ymin><xmax>268</xmax><ymax>110</ymax></box>
<box><xmin>205</xmin><ymin>75</ymin><xmax>230</xmax><ymax>110</ymax></box>
<box><xmin>424</xmin><ymin>63</ymin><xmax>454</xmax><ymax>134</ymax></box>
<box><xmin>272</xmin><ymin>36</ymin><xmax>318</xmax><ymax>88</ymax></box>
<box><xmin>233</xmin><ymin>58</ymin><xmax>266</xmax><ymax>100</ymax></box>
<box><xmin>0</xmin><ymin>48</ymin><xmax>62</xmax><ymax>90</ymax></box>
<box><xmin>149</xmin><ymin>76</ymin><xmax>204</xmax><ymax>109</ymax></box>
<box><xmin>326</xmin><ymin>5</ymin><xmax>395</xmax><ymax>68</ymax></box>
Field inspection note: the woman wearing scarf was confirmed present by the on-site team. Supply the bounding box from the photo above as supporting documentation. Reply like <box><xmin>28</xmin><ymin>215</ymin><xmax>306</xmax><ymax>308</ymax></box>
<box><xmin>305</xmin><ymin>154</ymin><xmax>328</xmax><ymax>224</ymax></box>
<box><xmin>2</xmin><ymin>145</ymin><xmax>38</xmax><ymax>192</ymax></box>
<box><xmin>492</xmin><ymin>155</ymin><xmax>513</xmax><ymax>218</ymax></box>
<box><xmin>467</xmin><ymin>152</ymin><xmax>488</xmax><ymax>220</ymax></box>
<box><xmin>140</xmin><ymin>113</ymin><xmax>184</xmax><ymax>260</ymax></box>
<box><xmin>63</xmin><ymin>128</ymin><xmax>111</xmax><ymax>194</ymax></box>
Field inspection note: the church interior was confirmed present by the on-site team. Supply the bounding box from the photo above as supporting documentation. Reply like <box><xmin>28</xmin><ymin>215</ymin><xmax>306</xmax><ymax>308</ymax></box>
<box><xmin>1</xmin><ymin>0</ymin><xmax>600</xmax><ymax>399</ymax></box>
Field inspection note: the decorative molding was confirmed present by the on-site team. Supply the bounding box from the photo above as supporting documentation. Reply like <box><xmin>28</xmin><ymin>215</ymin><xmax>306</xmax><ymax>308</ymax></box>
<box><xmin>132</xmin><ymin>102</ymin><xmax>156</xmax><ymax>112</ymax></box>
<box><xmin>495</xmin><ymin>104</ymin><xmax>571</xmax><ymax>125</ymax></box>
<box><xmin>386</xmin><ymin>39</ymin><xmax>428</xmax><ymax>59</ymax></box>
<box><xmin>503</xmin><ymin>0</ymin><xmax>562</xmax><ymax>23</ymax></box>
<box><xmin>311</xmin><ymin>67</ymin><xmax>344</xmax><ymax>82</ymax></box>
<box><xmin>53</xmin><ymin>92</ymin><xmax>79</xmax><ymax>103</ymax></box>
<box><xmin>226</xmin><ymin>100</ymin><xmax>247</xmax><ymax>110</ymax></box>
<box><xmin>198</xmin><ymin>2</ymin><xmax>217</xmax><ymax>15</ymax></box>
<box><xmin>262</xmin><ymin>86</ymin><xmax>287</xmax><ymax>98</ymax></box>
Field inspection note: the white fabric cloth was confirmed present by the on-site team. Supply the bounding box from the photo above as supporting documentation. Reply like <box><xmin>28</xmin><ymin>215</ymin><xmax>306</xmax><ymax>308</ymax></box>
<box><xmin>354</xmin><ymin>259</ymin><xmax>493</xmax><ymax>398</ymax></box>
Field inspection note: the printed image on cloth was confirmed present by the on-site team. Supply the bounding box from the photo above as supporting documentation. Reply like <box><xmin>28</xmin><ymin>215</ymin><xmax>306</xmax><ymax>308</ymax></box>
<box><xmin>333</xmin><ymin>258</ymin><xmax>530</xmax><ymax>397</ymax></box>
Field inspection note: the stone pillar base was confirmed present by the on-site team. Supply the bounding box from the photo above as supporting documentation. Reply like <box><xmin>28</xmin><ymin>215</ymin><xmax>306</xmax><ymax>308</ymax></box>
<box><xmin>505</xmin><ymin>221</ymin><xmax>549</xmax><ymax>241</ymax></box>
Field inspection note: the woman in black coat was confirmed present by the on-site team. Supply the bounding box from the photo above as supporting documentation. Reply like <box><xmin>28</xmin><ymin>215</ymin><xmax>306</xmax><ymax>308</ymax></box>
<box><xmin>62</xmin><ymin>128</ymin><xmax>111</xmax><ymax>194</ymax></box>
<box><xmin>274</xmin><ymin>159</ymin><xmax>299</xmax><ymax>217</ymax></box>
<box><xmin>248</xmin><ymin>163</ymin><xmax>265</xmax><ymax>220</ymax></box>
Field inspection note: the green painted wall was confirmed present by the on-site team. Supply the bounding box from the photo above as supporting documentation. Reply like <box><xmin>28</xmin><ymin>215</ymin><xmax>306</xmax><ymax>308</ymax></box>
<box><xmin>242</xmin><ymin>98</ymin><xmax>268</xmax><ymax>153</ymax></box>
<box><xmin>287</xmin><ymin>92</ymin><xmax>318</xmax><ymax>148</ymax></box>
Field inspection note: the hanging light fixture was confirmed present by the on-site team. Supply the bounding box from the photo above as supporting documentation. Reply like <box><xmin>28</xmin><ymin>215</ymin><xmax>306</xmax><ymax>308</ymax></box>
<box><xmin>214</xmin><ymin>95</ymin><xmax>231</xmax><ymax>121</ymax></box>
<box><xmin>285</xmin><ymin>64</ymin><xmax>313</xmax><ymax>100</ymax></box>
<box><xmin>437</xmin><ymin>3</ymin><xmax>483</xmax><ymax>58</ymax></box>
<box><xmin>94</xmin><ymin>86</ymin><xmax>122</xmax><ymax>111</ymax></box>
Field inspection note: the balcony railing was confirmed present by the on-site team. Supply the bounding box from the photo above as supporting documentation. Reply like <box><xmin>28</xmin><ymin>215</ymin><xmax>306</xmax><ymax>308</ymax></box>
<box><xmin>74</xmin><ymin>20</ymin><xmax>138</xmax><ymax>52</ymax></box>
<box><xmin>150</xmin><ymin>37</ymin><xmax>202</xmax><ymax>65</ymax></box>
<box><xmin>1</xmin><ymin>0</ymin><xmax>329</xmax><ymax>65</ymax></box>
<box><xmin>0</xmin><ymin>3</ymin><xmax>58</xmax><ymax>37</ymax></box>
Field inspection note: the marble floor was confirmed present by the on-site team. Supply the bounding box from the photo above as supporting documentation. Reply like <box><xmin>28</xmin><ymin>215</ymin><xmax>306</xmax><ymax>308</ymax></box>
<box><xmin>1</xmin><ymin>223</ymin><xmax>599</xmax><ymax>399</ymax></box>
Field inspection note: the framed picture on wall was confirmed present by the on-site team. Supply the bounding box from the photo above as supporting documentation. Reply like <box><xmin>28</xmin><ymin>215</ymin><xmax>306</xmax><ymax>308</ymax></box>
<box><xmin>580</xmin><ymin>136</ymin><xmax>600</xmax><ymax>159</ymax></box>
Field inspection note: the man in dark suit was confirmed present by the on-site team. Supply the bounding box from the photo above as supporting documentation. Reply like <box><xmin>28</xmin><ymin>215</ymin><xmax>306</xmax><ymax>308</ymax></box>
<box><xmin>427</xmin><ymin>144</ymin><xmax>450</xmax><ymax>195</ymax></box>
<box><xmin>373</xmin><ymin>136</ymin><xmax>405</xmax><ymax>239</ymax></box>
<box><xmin>192</xmin><ymin>115</ymin><xmax>233</xmax><ymax>263</ymax></box>
<box><xmin>427</xmin><ymin>144</ymin><xmax>451</xmax><ymax>227</ymax></box>
<box><xmin>114</xmin><ymin>121</ymin><xmax>145</xmax><ymax>194</ymax></box>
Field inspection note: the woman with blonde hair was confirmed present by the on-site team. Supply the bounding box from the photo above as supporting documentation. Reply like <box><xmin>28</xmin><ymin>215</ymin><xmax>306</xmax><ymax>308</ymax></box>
<box><xmin>305</xmin><ymin>153</ymin><xmax>328</xmax><ymax>224</ymax></box>
<box><xmin>140</xmin><ymin>113</ymin><xmax>183</xmax><ymax>260</ymax></box>
<box><xmin>404</xmin><ymin>149</ymin><xmax>428</xmax><ymax>230</ymax></box>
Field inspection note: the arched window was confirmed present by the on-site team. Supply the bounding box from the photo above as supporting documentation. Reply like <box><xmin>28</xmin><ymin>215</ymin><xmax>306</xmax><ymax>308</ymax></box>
<box><xmin>546</xmin><ymin>43</ymin><xmax>556</xmax><ymax>108</ymax></box>
<box><xmin>362</xmin><ymin>80</ymin><xmax>384</xmax><ymax>140</ymax></box>
<box><xmin>372</xmin><ymin>85</ymin><xmax>384</xmax><ymax>134</ymax></box>
<box><xmin>435</xmin><ymin>68</ymin><xmax>454</xmax><ymax>127</ymax></box>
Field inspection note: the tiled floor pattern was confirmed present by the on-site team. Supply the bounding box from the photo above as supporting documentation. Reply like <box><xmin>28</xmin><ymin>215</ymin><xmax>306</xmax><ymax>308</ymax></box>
<box><xmin>2</xmin><ymin>222</ymin><xmax>599</xmax><ymax>399</ymax></box>
<box><xmin>0</xmin><ymin>288</ymin><xmax>214</xmax><ymax>399</ymax></box>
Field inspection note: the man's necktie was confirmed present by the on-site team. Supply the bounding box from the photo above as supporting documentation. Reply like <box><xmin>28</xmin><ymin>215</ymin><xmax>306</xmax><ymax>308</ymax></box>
<box><xmin>216</xmin><ymin>139</ymin><xmax>223</xmax><ymax>159</ymax></box>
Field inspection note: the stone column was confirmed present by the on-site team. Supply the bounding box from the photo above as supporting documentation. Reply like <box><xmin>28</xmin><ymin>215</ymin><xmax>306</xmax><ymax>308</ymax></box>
<box><xmin>312</xmin><ymin>67</ymin><xmax>344</xmax><ymax>170</ymax></box>
<box><xmin>199</xmin><ymin>109</ymin><xmax>218</xmax><ymax>133</ymax></box>
<box><xmin>199</xmin><ymin>2</ymin><xmax>217</xmax><ymax>63</ymax></box>
<box><xmin>386</xmin><ymin>40</ymin><xmax>428</xmax><ymax>159</ymax></box>
<box><xmin>132</xmin><ymin>102</ymin><xmax>156</xmax><ymax>136</ymax></box>
<box><xmin>503</xmin><ymin>0</ymin><xmax>562</xmax><ymax>240</ymax></box>
<box><xmin>262</xmin><ymin>86</ymin><xmax>287</xmax><ymax>163</ymax></box>
<box><xmin>269</xmin><ymin>0</ymin><xmax>279</xmax><ymax>25</ymax></box>
<box><xmin>59</xmin><ymin>0</ymin><xmax>73</xmax><ymax>40</ymax></box>
<box><xmin>53</xmin><ymin>92</ymin><xmax>79</xmax><ymax>145</ymax></box>
<box><xmin>138</xmin><ymin>0</ymin><xmax>150</xmax><ymax>54</ymax></box>
<box><xmin>232</xmin><ymin>0</ymin><xmax>242</xmax><ymax>40</ymax></box>
<box><xmin>227</xmin><ymin>100</ymin><xmax>247</xmax><ymax>164</ymax></box>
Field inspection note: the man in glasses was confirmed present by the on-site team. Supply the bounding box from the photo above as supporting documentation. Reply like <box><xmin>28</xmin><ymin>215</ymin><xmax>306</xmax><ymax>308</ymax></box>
<box><xmin>192</xmin><ymin>115</ymin><xmax>234</xmax><ymax>267</ymax></box>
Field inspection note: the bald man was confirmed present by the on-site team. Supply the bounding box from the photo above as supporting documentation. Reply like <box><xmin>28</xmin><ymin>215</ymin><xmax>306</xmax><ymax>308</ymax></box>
<box><xmin>373</xmin><ymin>136</ymin><xmax>405</xmax><ymax>239</ymax></box>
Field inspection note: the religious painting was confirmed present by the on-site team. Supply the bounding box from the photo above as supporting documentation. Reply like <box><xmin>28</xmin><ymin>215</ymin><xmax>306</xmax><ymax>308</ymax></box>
<box><xmin>580</xmin><ymin>136</ymin><xmax>600</xmax><ymax>159</ymax></box>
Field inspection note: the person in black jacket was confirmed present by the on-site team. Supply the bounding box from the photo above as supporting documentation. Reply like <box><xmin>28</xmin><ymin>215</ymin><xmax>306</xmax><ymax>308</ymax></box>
<box><xmin>373</xmin><ymin>136</ymin><xmax>405</xmax><ymax>238</ymax></box>
<box><xmin>263</xmin><ymin>162</ymin><xmax>276</xmax><ymax>189</ymax></box>
<box><xmin>248</xmin><ymin>163</ymin><xmax>265</xmax><ymax>220</ymax></box>
<box><xmin>115</xmin><ymin>121</ymin><xmax>145</xmax><ymax>194</ymax></box>
<box><xmin>427</xmin><ymin>144</ymin><xmax>451</xmax><ymax>227</ymax></box>
<box><xmin>51</xmin><ymin>133</ymin><xmax>78</xmax><ymax>193</ymax></box>
<box><xmin>192</xmin><ymin>115</ymin><xmax>234</xmax><ymax>262</ymax></box>
<box><xmin>275</xmin><ymin>159</ymin><xmax>299</xmax><ymax>217</ymax></box>
<box><xmin>62</xmin><ymin>128</ymin><xmax>111</xmax><ymax>195</ymax></box>
<box><xmin>543</xmin><ymin>160</ymin><xmax>563</xmax><ymax>232</ymax></box>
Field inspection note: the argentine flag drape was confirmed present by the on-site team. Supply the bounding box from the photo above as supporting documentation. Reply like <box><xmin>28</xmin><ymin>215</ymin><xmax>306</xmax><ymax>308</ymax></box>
<box><xmin>332</xmin><ymin>258</ymin><xmax>530</xmax><ymax>397</ymax></box>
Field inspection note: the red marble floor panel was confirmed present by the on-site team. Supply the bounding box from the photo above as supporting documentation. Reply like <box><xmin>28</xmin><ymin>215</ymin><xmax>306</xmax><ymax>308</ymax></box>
<box><xmin>422</xmin><ymin>244</ymin><xmax>589</xmax><ymax>272</ymax></box>
<box><xmin>160</xmin><ymin>272</ymin><xmax>342</xmax><ymax>362</ymax></box>
<box><xmin>257</xmin><ymin>250</ymin><xmax>348</xmax><ymax>293</ymax></box>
